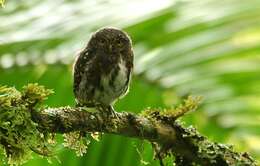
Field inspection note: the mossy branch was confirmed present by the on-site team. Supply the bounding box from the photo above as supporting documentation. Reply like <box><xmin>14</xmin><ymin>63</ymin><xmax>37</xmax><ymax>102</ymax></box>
<box><xmin>0</xmin><ymin>84</ymin><xmax>257</xmax><ymax>166</ymax></box>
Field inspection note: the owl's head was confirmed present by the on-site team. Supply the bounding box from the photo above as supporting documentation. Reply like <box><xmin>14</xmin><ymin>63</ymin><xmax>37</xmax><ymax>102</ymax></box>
<box><xmin>87</xmin><ymin>27</ymin><xmax>132</xmax><ymax>55</ymax></box>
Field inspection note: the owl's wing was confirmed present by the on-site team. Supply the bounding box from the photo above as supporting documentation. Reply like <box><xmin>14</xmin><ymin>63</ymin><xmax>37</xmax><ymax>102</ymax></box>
<box><xmin>122</xmin><ymin>49</ymin><xmax>134</xmax><ymax>95</ymax></box>
<box><xmin>73</xmin><ymin>48</ymin><xmax>93</xmax><ymax>96</ymax></box>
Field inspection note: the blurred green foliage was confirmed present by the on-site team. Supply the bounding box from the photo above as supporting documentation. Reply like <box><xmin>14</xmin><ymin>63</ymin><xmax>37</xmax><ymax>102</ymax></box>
<box><xmin>1</xmin><ymin>0</ymin><xmax>260</xmax><ymax>165</ymax></box>
<box><xmin>0</xmin><ymin>0</ymin><xmax>4</xmax><ymax>7</ymax></box>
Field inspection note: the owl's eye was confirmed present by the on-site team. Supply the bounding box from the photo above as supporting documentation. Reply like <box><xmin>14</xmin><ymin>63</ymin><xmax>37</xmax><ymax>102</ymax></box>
<box><xmin>116</xmin><ymin>39</ymin><xmax>123</xmax><ymax>47</ymax></box>
<box><xmin>99</xmin><ymin>39</ymin><xmax>106</xmax><ymax>45</ymax></box>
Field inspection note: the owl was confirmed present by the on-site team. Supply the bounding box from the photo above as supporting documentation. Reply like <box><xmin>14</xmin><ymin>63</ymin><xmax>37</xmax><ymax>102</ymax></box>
<box><xmin>73</xmin><ymin>27</ymin><xmax>134</xmax><ymax>111</ymax></box>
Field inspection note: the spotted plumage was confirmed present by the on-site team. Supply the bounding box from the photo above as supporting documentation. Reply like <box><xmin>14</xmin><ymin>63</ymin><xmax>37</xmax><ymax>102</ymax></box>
<box><xmin>73</xmin><ymin>27</ymin><xmax>133</xmax><ymax>109</ymax></box>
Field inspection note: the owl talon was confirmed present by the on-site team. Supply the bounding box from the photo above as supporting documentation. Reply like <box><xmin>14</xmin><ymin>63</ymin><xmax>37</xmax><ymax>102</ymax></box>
<box><xmin>99</xmin><ymin>105</ymin><xmax>119</xmax><ymax>120</ymax></box>
<box><xmin>108</xmin><ymin>106</ymin><xmax>119</xmax><ymax>120</ymax></box>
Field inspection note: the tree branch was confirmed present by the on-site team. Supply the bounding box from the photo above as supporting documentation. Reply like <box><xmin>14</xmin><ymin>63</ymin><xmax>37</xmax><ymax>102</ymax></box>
<box><xmin>0</xmin><ymin>84</ymin><xmax>257</xmax><ymax>166</ymax></box>
<box><xmin>32</xmin><ymin>107</ymin><xmax>256</xmax><ymax>166</ymax></box>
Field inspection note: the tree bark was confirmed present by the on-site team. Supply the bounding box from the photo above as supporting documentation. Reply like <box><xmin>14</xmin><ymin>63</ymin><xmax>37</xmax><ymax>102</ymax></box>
<box><xmin>31</xmin><ymin>107</ymin><xmax>257</xmax><ymax>166</ymax></box>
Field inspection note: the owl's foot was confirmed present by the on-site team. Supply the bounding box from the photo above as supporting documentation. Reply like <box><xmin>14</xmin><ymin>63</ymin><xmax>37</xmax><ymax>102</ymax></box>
<box><xmin>76</xmin><ymin>102</ymin><xmax>119</xmax><ymax>119</ymax></box>
<box><xmin>107</xmin><ymin>105</ymin><xmax>119</xmax><ymax>119</ymax></box>
<box><xmin>97</xmin><ymin>105</ymin><xmax>119</xmax><ymax>119</ymax></box>
<box><xmin>75</xmin><ymin>103</ymin><xmax>84</xmax><ymax>107</ymax></box>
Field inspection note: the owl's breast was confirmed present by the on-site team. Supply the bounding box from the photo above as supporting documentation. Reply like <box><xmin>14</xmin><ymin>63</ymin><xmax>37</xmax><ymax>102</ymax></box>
<box><xmin>94</xmin><ymin>57</ymin><xmax>129</xmax><ymax>105</ymax></box>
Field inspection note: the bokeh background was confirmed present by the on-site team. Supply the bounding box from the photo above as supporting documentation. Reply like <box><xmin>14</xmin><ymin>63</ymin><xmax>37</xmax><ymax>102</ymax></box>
<box><xmin>1</xmin><ymin>0</ymin><xmax>260</xmax><ymax>165</ymax></box>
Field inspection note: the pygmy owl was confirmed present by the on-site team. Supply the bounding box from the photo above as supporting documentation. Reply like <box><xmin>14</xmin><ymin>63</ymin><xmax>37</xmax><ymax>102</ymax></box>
<box><xmin>73</xmin><ymin>27</ymin><xmax>134</xmax><ymax>110</ymax></box>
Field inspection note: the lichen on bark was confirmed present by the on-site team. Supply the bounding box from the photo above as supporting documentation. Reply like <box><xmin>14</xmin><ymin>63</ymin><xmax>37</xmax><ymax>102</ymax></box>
<box><xmin>63</xmin><ymin>131</ymin><xmax>90</xmax><ymax>157</ymax></box>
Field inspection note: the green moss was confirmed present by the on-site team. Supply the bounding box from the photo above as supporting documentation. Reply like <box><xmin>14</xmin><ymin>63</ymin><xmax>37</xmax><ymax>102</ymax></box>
<box><xmin>0</xmin><ymin>84</ymin><xmax>54</xmax><ymax>165</ymax></box>
<box><xmin>63</xmin><ymin>132</ymin><xmax>90</xmax><ymax>157</ymax></box>
<box><xmin>141</xmin><ymin>96</ymin><xmax>202</xmax><ymax>121</ymax></box>
<box><xmin>22</xmin><ymin>83</ymin><xmax>53</xmax><ymax>107</ymax></box>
